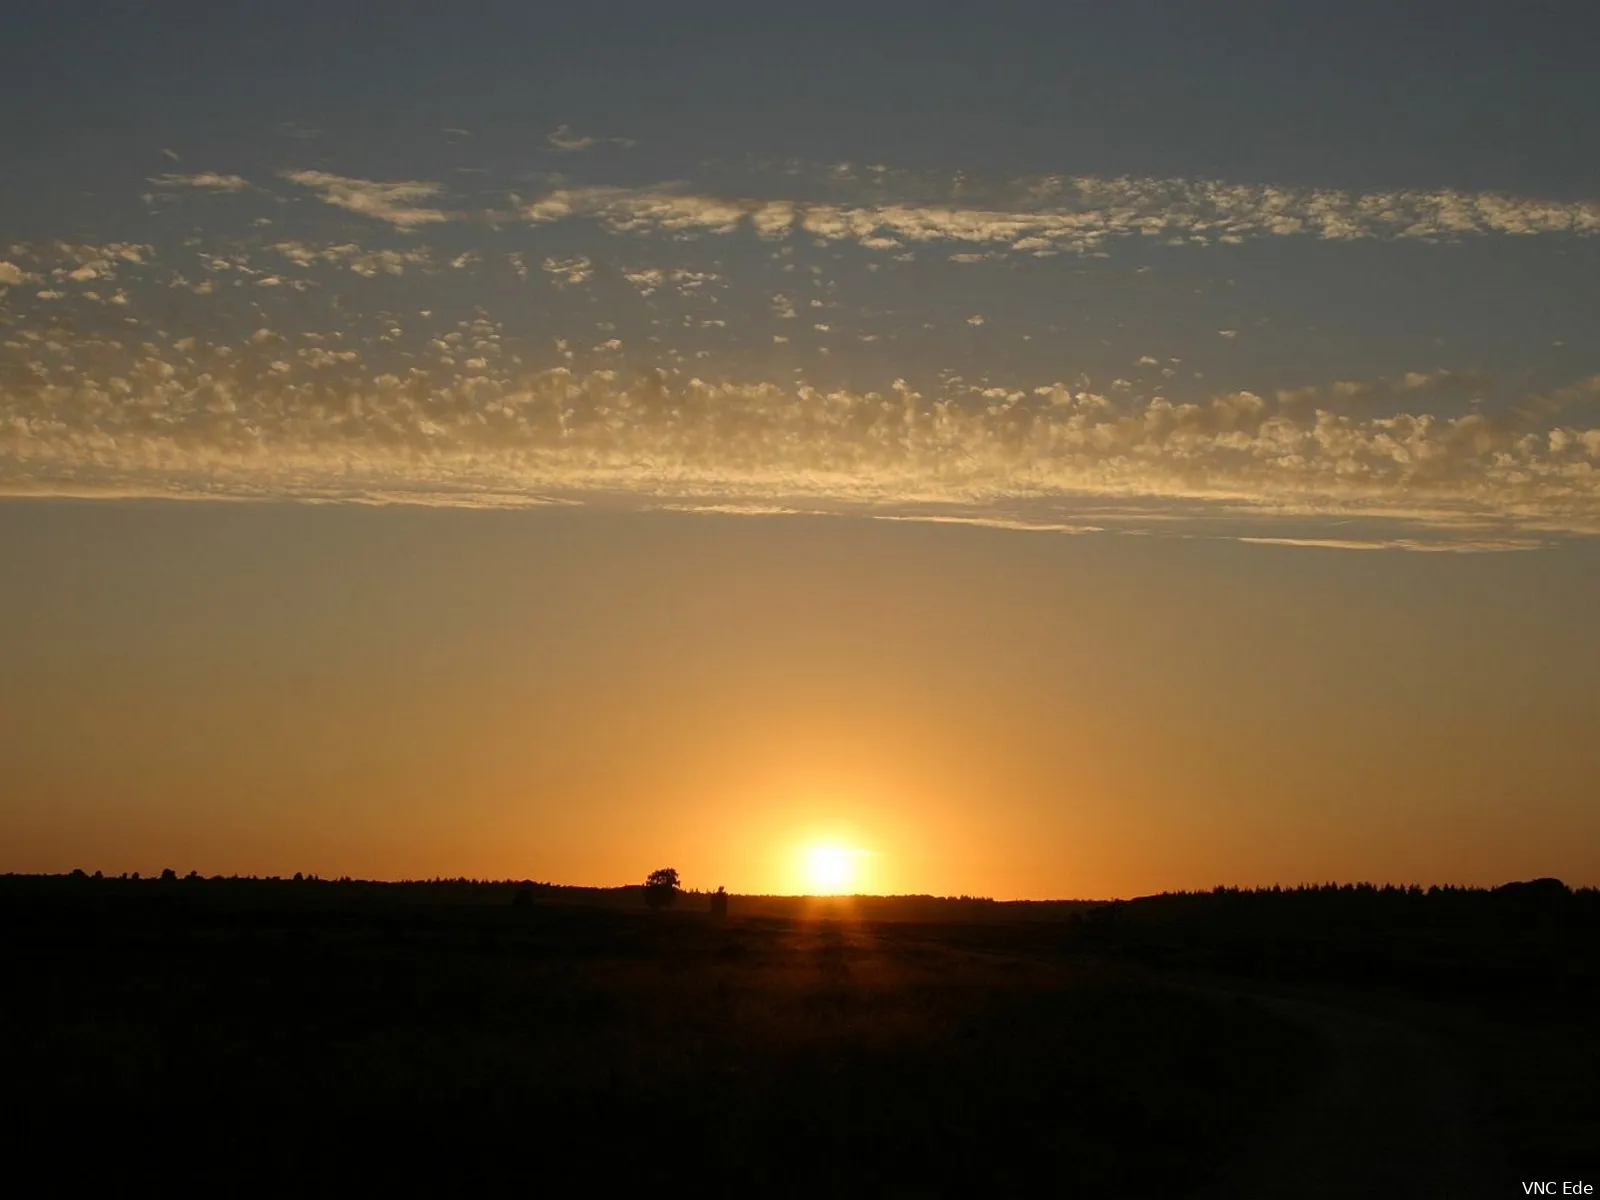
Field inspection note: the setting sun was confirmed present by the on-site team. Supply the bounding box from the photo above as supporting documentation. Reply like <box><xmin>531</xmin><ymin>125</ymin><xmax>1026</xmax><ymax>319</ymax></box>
<box><xmin>801</xmin><ymin>845</ymin><xmax>865</xmax><ymax>895</ymax></box>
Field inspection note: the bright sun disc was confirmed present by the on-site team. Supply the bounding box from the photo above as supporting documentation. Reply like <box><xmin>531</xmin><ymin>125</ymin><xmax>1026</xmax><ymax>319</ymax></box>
<box><xmin>803</xmin><ymin>844</ymin><xmax>860</xmax><ymax>894</ymax></box>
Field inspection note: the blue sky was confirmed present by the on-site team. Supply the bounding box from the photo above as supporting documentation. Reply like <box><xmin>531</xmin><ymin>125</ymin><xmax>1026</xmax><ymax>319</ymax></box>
<box><xmin>7</xmin><ymin>4</ymin><xmax>1599</xmax><ymax>191</ymax></box>
<box><xmin>4</xmin><ymin>2</ymin><xmax>1597</xmax><ymax>549</ymax></box>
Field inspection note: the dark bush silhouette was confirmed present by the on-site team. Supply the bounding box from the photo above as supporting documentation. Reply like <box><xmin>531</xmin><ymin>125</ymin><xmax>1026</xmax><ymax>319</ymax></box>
<box><xmin>159</xmin><ymin>868</ymin><xmax>177</xmax><ymax>882</ymax></box>
<box><xmin>643</xmin><ymin>868</ymin><xmax>680</xmax><ymax>909</ymax></box>
<box><xmin>709</xmin><ymin>886</ymin><xmax>729</xmax><ymax>917</ymax></box>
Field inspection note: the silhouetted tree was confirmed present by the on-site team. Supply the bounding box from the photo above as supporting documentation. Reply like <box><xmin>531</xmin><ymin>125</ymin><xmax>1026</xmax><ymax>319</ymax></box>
<box><xmin>159</xmin><ymin>868</ymin><xmax>177</xmax><ymax>882</ymax></box>
<box><xmin>643</xmin><ymin>868</ymin><xmax>681</xmax><ymax>909</ymax></box>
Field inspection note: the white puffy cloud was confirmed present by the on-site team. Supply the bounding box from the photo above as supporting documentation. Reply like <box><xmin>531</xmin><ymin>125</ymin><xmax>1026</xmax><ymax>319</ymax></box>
<box><xmin>622</xmin><ymin>266</ymin><xmax>721</xmax><ymax>298</ymax></box>
<box><xmin>542</xmin><ymin>255</ymin><xmax>593</xmax><ymax>288</ymax></box>
<box><xmin>0</xmin><ymin>242</ymin><xmax>151</xmax><ymax>292</ymax></box>
<box><xmin>270</xmin><ymin>240</ymin><xmax>433</xmax><ymax>276</ymax></box>
<box><xmin>2</xmin><ymin>319</ymin><xmax>1598</xmax><ymax>544</ymax></box>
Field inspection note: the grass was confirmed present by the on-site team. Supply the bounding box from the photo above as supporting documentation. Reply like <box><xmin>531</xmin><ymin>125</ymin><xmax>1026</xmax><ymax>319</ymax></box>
<box><xmin>4</xmin><ymin>880</ymin><xmax>1317</xmax><ymax>1192</ymax></box>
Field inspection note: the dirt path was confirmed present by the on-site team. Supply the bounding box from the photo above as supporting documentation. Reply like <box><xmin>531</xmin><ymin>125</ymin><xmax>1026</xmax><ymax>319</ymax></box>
<box><xmin>1199</xmin><ymin>985</ymin><xmax>1493</xmax><ymax>1199</ymax></box>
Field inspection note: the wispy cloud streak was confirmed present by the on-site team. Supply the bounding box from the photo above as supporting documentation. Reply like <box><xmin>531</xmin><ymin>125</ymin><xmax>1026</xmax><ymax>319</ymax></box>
<box><xmin>148</xmin><ymin>172</ymin><xmax>252</xmax><ymax>192</ymax></box>
<box><xmin>281</xmin><ymin>171</ymin><xmax>452</xmax><ymax>229</ymax></box>
<box><xmin>520</xmin><ymin>174</ymin><xmax>1600</xmax><ymax>255</ymax></box>
<box><xmin>545</xmin><ymin>124</ymin><xmax>637</xmax><ymax>152</ymax></box>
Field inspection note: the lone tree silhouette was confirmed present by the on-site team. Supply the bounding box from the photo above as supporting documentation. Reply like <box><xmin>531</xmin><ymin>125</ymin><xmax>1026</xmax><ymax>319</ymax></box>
<box><xmin>643</xmin><ymin>868</ymin><xmax>681</xmax><ymax>909</ymax></box>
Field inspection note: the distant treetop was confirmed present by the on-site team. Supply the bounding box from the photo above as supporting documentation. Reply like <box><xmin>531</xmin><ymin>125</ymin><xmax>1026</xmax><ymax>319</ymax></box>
<box><xmin>643</xmin><ymin>868</ymin><xmax>681</xmax><ymax>909</ymax></box>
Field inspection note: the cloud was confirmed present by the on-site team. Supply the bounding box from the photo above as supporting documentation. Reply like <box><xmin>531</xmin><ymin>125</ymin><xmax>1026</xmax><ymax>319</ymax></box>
<box><xmin>3</xmin><ymin>167</ymin><xmax>1596</xmax><ymax>551</ymax></box>
<box><xmin>652</xmin><ymin>503</ymin><xmax>832</xmax><ymax>518</ymax></box>
<box><xmin>4</xmin><ymin>311</ymin><xmax>1598</xmax><ymax>543</ymax></box>
<box><xmin>1234</xmin><ymin>536</ymin><xmax>1543</xmax><ymax>553</ymax></box>
<box><xmin>280</xmin><ymin>170</ymin><xmax>451</xmax><ymax>229</ymax></box>
<box><xmin>870</xmin><ymin>514</ymin><xmax>1103</xmax><ymax>534</ymax></box>
<box><xmin>0</xmin><ymin>242</ymin><xmax>151</xmax><ymax>291</ymax></box>
<box><xmin>545</xmin><ymin>124</ymin><xmax>637</xmax><ymax>152</ymax></box>
<box><xmin>1396</xmin><ymin>368</ymin><xmax>1493</xmax><ymax>394</ymax></box>
<box><xmin>149</xmin><ymin>172</ymin><xmax>251</xmax><ymax>192</ymax></box>
<box><xmin>522</xmin><ymin>186</ymin><xmax>762</xmax><ymax>236</ymax></box>
<box><xmin>622</xmin><ymin>267</ymin><xmax>721</xmax><ymax>298</ymax></box>
<box><xmin>269</xmin><ymin>240</ymin><xmax>434</xmax><ymax>276</ymax></box>
<box><xmin>542</xmin><ymin>255</ymin><xmax>593</xmax><ymax>288</ymax></box>
<box><xmin>513</xmin><ymin>171</ymin><xmax>1600</xmax><ymax>257</ymax></box>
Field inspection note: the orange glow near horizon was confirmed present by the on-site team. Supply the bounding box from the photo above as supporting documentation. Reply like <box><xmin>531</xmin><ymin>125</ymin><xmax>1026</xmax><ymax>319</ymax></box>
<box><xmin>3</xmin><ymin>504</ymin><xmax>1600</xmax><ymax>898</ymax></box>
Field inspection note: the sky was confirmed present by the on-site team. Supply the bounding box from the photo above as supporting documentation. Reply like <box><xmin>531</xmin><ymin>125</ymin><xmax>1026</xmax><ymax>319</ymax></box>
<box><xmin>2</xmin><ymin>2</ymin><xmax>1597</xmax><ymax>896</ymax></box>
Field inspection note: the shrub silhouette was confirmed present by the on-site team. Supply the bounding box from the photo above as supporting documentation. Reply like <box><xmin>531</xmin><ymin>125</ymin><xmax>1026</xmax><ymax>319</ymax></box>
<box><xmin>643</xmin><ymin>868</ymin><xmax>681</xmax><ymax>910</ymax></box>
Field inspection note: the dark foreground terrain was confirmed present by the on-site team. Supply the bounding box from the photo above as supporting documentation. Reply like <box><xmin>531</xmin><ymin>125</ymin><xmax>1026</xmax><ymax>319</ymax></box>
<box><xmin>3</xmin><ymin>876</ymin><xmax>1595</xmax><ymax>1194</ymax></box>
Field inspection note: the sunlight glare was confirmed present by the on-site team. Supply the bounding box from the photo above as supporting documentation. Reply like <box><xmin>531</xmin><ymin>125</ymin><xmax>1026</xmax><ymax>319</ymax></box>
<box><xmin>802</xmin><ymin>844</ymin><xmax>863</xmax><ymax>894</ymax></box>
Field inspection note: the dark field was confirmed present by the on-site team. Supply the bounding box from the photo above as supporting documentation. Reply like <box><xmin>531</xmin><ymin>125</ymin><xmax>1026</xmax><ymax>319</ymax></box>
<box><xmin>4</xmin><ymin>877</ymin><xmax>1595</xmax><ymax>1194</ymax></box>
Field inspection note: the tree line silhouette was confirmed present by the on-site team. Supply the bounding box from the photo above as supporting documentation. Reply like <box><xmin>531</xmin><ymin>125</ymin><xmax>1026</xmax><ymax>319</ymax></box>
<box><xmin>17</xmin><ymin>870</ymin><xmax>1596</xmax><ymax>934</ymax></box>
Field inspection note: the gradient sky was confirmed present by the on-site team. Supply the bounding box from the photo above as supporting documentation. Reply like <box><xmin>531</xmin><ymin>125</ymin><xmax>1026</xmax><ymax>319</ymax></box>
<box><xmin>2</xmin><ymin>3</ymin><xmax>1597</xmax><ymax>896</ymax></box>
